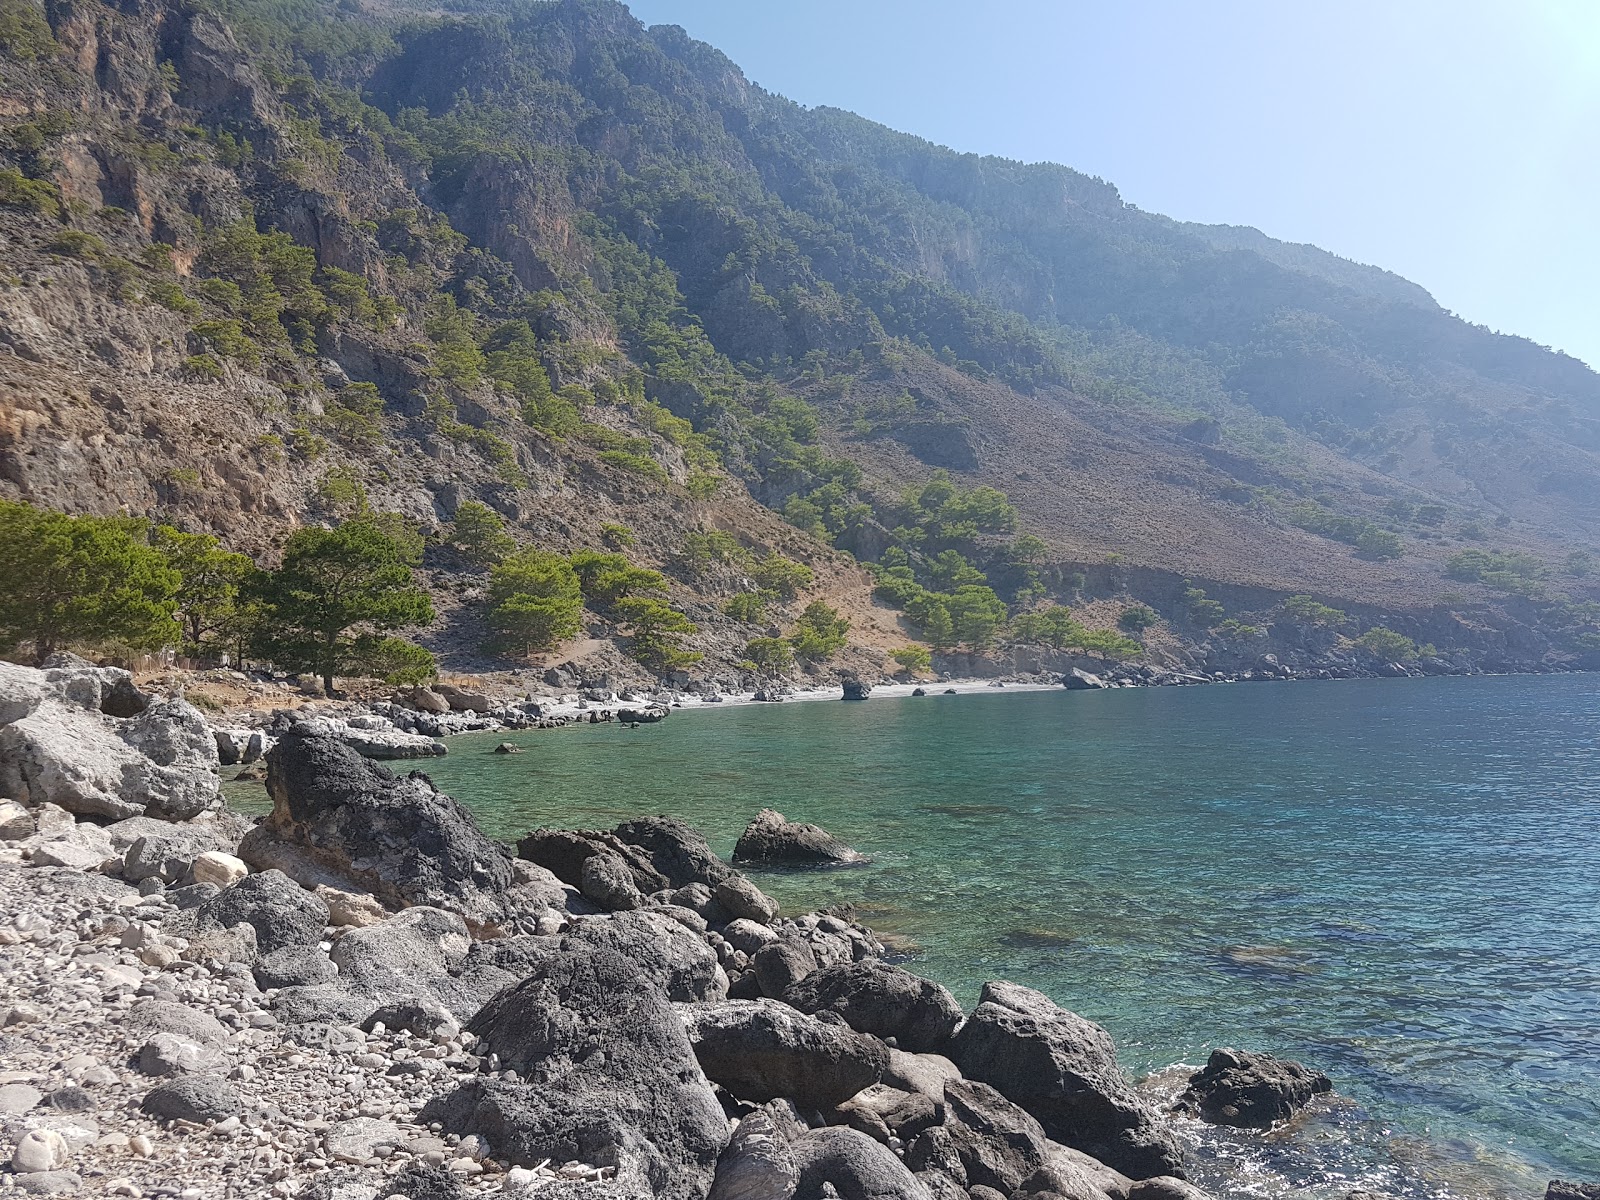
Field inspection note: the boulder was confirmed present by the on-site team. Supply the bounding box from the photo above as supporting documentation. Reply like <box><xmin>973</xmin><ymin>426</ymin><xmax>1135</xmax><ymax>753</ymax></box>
<box><xmin>931</xmin><ymin>1078</ymin><xmax>1052</xmax><ymax>1194</ymax></box>
<box><xmin>293</xmin><ymin>715</ymin><xmax>446</xmax><ymax>760</ymax></box>
<box><xmin>708</xmin><ymin>1104</ymin><xmax>801</xmax><ymax>1200</ymax></box>
<box><xmin>190</xmin><ymin>851</ymin><xmax>248</xmax><ymax>888</ymax></box>
<box><xmin>1062</xmin><ymin>670</ymin><xmax>1105</xmax><ymax>691</ymax></box>
<box><xmin>140</xmin><ymin>1074</ymin><xmax>242</xmax><ymax>1123</ymax></box>
<box><xmin>193</xmin><ymin>869</ymin><xmax>328</xmax><ymax>956</ymax></box>
<box><xmin>0</xmin><ymin>688</ymin><xmax>219</xmax><ymax>822</ymax></box>
<box><xmin>519</xmin><ymin>816</ymin><xmax>733</xmax><ymax>898</ymax></box>
<box><xmin>315</xmin><ymin>885</ymin><xmax>389</xmax><ymax>928</ymax></box>
<box><xmin>327</xmin><ymin>906</ymin><xmax>471</xmax><ymax>1003</ymax></box>
<box><xmin>679</xmin><ymin>998</ymin><xmax>888</xmax><ymax>1109</ymax></box>
<box><xmin>1173</xmin><ymin>1048</ymin><xmax>1332</xmax><ymax>1127</ymax></box>
<box><xmin>253</xmin><ymin>944</ymin><xmax>338</xmax><ymax>989</ymax></box>
<box><xmin>397</xmin><ymin>687</ymin><xmax>451</xmax><ymax>715</ymax></box>
<box><xmin>0</xmin><ymin>798</ymin><xmax>35</xmax><ymax>839</ymax></box>
<box><xmin>783</xmin><ymin>962</ymin><xmax>963</xmax><ymax>1053</ymax></box>
<box><xmin>434</xmin><ymin>683</ymin><xmax>492</xmax><ymax>713</ymax></box>
<box><xmin>580</xmin><ymin>853</ymin><xmax>644</xmax><ymax>911</ymax></box>
<box><xmin>715</xmin><ymin>874</ymin><xmax>780</xmax><ymax>924</ymax></box>
<box><xmin>26</xmin><ymin>823</ymin><xmax>119</xmax><ymax>872</ymax></box>
<box><xmin>11</xmin><ymin>1128</ymin><xmax>69</xmax><ymax>1173</ymax></box>
<box><xmin>423</xmin><ymin>940</ymin><xmax>728</xmax><ymax>1200</ymax></box>
<box><xmin>566</xmin><ymin>911</ymin><xmax>727</xmax><ymax>1002</ymax></box>
<box><xmin>792</xmin><ymin>1126</ymin><xmax>931</xmax><ymax>1200</ymax></box>
<box><xmin>733</xmin><ymin>810</ymin><xmax>868</xmax><ymax>867</ymax></box>
<box><xmin>122</xmin><ymin>824</ymin><xmax>237</xmax><ymax>885</ymax></box>
<box><xmin>1549</xmin><ymin>1184</ymin><xmax>1600</xmax><ymax>1200</ymax></box>
<box><xmin>124</xmin><ymin>1000</ymin><xmax>231</xmax><ymax>1048</ymax></box>
<box><xmin>753</xmin><ymin>937</ymin><xmax>818</xmax><ymax>998</ymax></box>
<box><xmin>493</xmin><ymin>742</ymin><xmax>522</xmax><ymax>755</ymax></box>
<box><xmin>241</xmin><ymin>727</ymin><xmax>519</xmax><ymax>935</ymax></box>
<box><xmin>618</xmin><ymin>707</ymin><xmax>668</xmax><ymax>724</ymax></box>
<box><xmin>833</xmin><ymin>1084</ymin><xmax>939</xmax><ymax>1145</ymax></box>
<box><xmin>723</xmin><ymin>918</ymin><xmax>780</xmax><ymax>955</ymax></box>
<box><xmin>1012</xmin><ymin>1145</ymin><xmax>1134</xmax><ymax>1200</ymax></box>
<box><xmin>841</xmin><ymin>679</ymin><xmax>872</xmax><ymax>701</ymax></box>
<box><xmin>949</xmin><ymin>981</ymin><xmax>1182</xmax><ymax>1179</ymax></box>
<box><xmin>881</xmin><ymin>1049</ymin><xmax>962</xmax><ymax>1103</ymax></box>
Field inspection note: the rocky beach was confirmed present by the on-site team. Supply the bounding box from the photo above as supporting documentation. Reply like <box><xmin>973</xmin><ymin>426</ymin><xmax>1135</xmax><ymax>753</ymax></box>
<box><xmin>0</xmin><ymin>654</ymin><xmax>1590</xmax><ymax>1200</ymax></box>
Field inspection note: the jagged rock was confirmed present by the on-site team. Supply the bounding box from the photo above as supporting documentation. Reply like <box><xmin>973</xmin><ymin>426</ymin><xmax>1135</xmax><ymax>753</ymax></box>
<box><xmin>26</xmin><ymin>823</ymin><xmax>119</xmax><ymax>872</ymax></box>
<box><xmin>566</xmin><ymin>911</ymin><xmax>727</xmax><ymax>1002</ymax></box>
<box><xmin>193</xmin><ymin>869</ymin><xmax>328</xmax><ymax>956</ymax></box>
<box><xmin>292</xmin><ymin>715</ymin><xmax>446</xmax><ymax>760</ymax></box>
<box><xmin>140</xmin><ymin>1074</ymin><xmax>242</xmax><ymax>1123</ymax></box>
<box><xmin>493</xmin><ymin>742</ymin><xmax>522</xmax><ymax>754</ymax></box>
<box><xmin>424</xmin><ymin>940</ymin><xmax>728</xmax><ymax>1200</ymax></box>
<box><xmin>833</xmin><ymin>1084</ymin><xmax>938</xmax><ymax>1145</ymax></box>
<box><xmin>0</xmin><ymin>668</ymin><xmax>219</xmax><ymax>821</ymax></box>
<box><xmin>315</xmin><ymin>884</ymin><xmax>389</xmax><ymax>928</ymax></box>
<box><xmin>783</xmin><ymin>962</ymin><xmax>963</xmax><ymax>1053</ymax></box>
<box><xmin>434</xmin><ymin>683</ymin><xmax>492</xmax><ymax>713</ymax></box>
<box><xmin>241</xmin><ymin>727</ymin><xmax>519</xmax><ymax>934</ymax></box>
<box><xmin>679</xmin><ymin>998</ymin><xmax>888</xmax><ymax>1109</ymax></box>
<box><xmin>397</xmin><ymin>687</ymin><xmax>451</xmax><ymax>715</ymax></box>
<box><xmin>733</xmin><ymin>810</ymin><xmax>868</xmax><ymax>866</ymax></box>
<box><xmin>1173</xmin><ymin>1048</ymin><xmax>1332</xmax><ymax>1127</ymax></box>
<box><xmin>328</xmin><ymin>906</ymin><xmax>471</xmax><ymax>1003</ymax></box>
<box><xmin>121</xmin><ymin>825</ymin><xmax>237</xmax><ymax>885</ymax></box>
<box><xmin>0</xmin><ymin>799</ymin><xmax>35</xmax><ymax>839</ymax></box>
<box><xmin>618</xmin><ymin>707</ymin><xmax>668</xmax><ymax>724</ymax></box>
<box><xmin>792</xmin><ymin>1126</ymin><xmax>932</xmax><ymax>1200</ymax></box>
<box><xmin>930</xmin><ymin>1078</ymin><xmax>1052</xmax><ymax>1194</ymax></box>
<box><xmin>949</xmin><ymin>981</ymin><xmax>1182</xmax><ymax>1179</ymax></box>
<box><xmin>1012</xmin><ymin>1145</ymin><xmax>1135</xmax><ymax>1200</ymax></box>
<box><xmin>1548</xmin><ymin>1183</ymin><xmax>1600</xmax><ymax>1200</ymax></box>
<box><xmin>519</xmin><ymin>816</ymin><xmax>733</xmax><ymax>899</ymax></box>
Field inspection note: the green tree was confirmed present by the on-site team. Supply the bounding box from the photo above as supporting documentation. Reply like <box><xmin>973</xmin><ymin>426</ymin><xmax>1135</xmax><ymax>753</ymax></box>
<box><xmin>0</xmin><ymin>502</ymin><xmax>179</xmax><ymax>662</ymax></box>
<box><xmin>1566</xmin><ymin>550</ymin><xmax>1594</xmax><ymax>578</ymax></box>
<box><xmin>750</xmin><ymin>552</ymin><xmax>814</xmax><ymax>600</ymax></box>
<box><xmin>1182</xmin><ymin>584</ymin><xmax>1225</xmax><ymax>627</ymax></box>
<box><xmin>890</xmin><ymin>646</ymin><xmax>933</xmax><ymax>675</ymax></box>
<box><xmin>680</xmin><ymin>529</ymin><xmax>749</xmax><ymax>577</ymax></box>
<box><xmin>789</xmin><ymin>601</ymin><xmax>850</xmax><ymax>661</ymax></box>
<box><xmin>151</xmin><ymin>526</ymin><xmax>254</xmax><ymax>659</ymax></box>
<box><xmin>1280</xmin><ymin>595</ymin><xmax>1349</xmax><ymax>627</ymax></box>
<box><xmin>615</xmin><ymin>596</ymin><xmax>700</xmax><ymax>671</ymax></box>
<box><xmin>450</xmin><ymin>500</ymin><xmax>515</xmax><ymax>568</ymax></box>
<box><xmin>569</xmin><ymin>550</ymin><xmax>668</xmax><ymax>608</ymax></box>
<box><xmin>724</xmin><ymin>591</ymin><xmax>771</xmax><ymax>623</ymax></box>
<box><xmin>743</xmin><ymin>636</ymin><xmax>795</xmax><ymax>676</ymax></box>
<box><xmin>487</xmin><ymin>549</ymin><xmax>583</xmax><ymax>654</ymax></box>
<box><xmin>945</xmin><ymin>585</ymin><xmax>1008</xmax><ymax>648</ymax></box>
<box><xmin>247</xmin><ymin>520</ymin><xmax>434</xmax><ymax>693</ymax></box>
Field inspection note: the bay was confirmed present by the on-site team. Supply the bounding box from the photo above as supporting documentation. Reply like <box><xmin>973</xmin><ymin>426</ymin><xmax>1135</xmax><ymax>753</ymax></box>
<box><xmin>421</xmin><ymin>674</ymin><xmax>1600</xmax><ymax>1198</ymax></box>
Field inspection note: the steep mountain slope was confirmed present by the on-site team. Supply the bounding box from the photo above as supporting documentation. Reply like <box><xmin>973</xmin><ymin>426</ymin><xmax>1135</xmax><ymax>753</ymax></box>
<box><xmin>2</xmin><ymin>0</ymin><xmax>1598</xmax><ymax>679</ymax></box>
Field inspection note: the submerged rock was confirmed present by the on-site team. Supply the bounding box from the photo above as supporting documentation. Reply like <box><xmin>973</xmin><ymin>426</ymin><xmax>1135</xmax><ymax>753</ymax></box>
<box><xmin>1173</xmin><ymin>1048</ymin><xmax>1332</xmax><ymax>1127</ymax></box>
<box><xmin>949</xmin><ymin>981</ymin><xmax>1183</xmax><ymax>1180</ymax></box>
<box><xmin>732</xmin><ymin>810</ymin><xmax>869</xmax><ymax>867</ymax></box>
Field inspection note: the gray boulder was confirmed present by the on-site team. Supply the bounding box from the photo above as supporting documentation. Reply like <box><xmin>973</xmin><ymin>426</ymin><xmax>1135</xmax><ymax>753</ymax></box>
<box><xmin>783</xmin><ymin>962</ymin><xmax>963</xmax><ymax>1053</ymax></box>
<box><xmin>120</xmin><ymin>822</ymin><xmax>239</xmax><ymax>885</ymax></box>
<box><xmin>294</xmin><ymin>715</ymin><xmax>446</xmax><ymax>760</ymax></box>
<box><xmin>733</xmin><ymin>810</ymin><xmax>868</xmax><ymax>867</ymax></box>
<box><xmin>679</xmin><ymin>998</ymin><xmax>888</xmax><ymax>1109</ymax></box>
<box><xmin>708</xmin><ymin>1104</ymin><xmax>802</xmax><ymax>1200</ymax></box>
<box><xmin>140</xmin><ymin>1074</ymin><xmax>242</xmax><ymax>1123</ymax></box>
<box><xmin>753</xmin><ymin>937</ymin><xmax>819</xmax><ymax>998</ymax></box>
<box><xmin>566</xmin><ymin>911</ymin><xmax>727</xmax><ymax>1002</ymax></box>
<box><xmin>241</xmin><ymin>727</ymin><xmax>523</xmax><ymax>935</ymax></box>
<box><xmin>253</xmin><ymin>944</ymin><xmax>338</xmax><ymax>989</ymax></box>
<box><xmin>124</xmin><ymin>1000</ymin><xmax>231</xmax><ymax>1048</ymax></box>
<box><xmin>519</xmin><ymin>816</ymin><xmax>733</xmax><ymax>898</ymax></box>
<box><xmin>1062</xmin><ymin>669</ymin><xmax>1105</xmax><ymax>691</ymax></box>
<box><xmin>715</xmin><ymin>875</ymin><xmax>780</xmax><ymax>924</ymax></box>
<box><xmin>1173</xmin><ymin>1048</ymin><xmax>1332</xmax><ymax>1127</ymax></box>
<box><xmin>194</xmin><ymin>870</ymin><xmax>328</xmax><ymax>956</ymax></box>
<box><xmin>580</xmin><ymin>853</ymin><xmax>644</xmax><ymax>911</ymax></box>
<box><xmin>1548</xmin><ymin>1184</ymin><xmax>1600</xmax><ymax>1200</ymax></box>
<box><xmin>949</xmin><ymin>981</ymin><xmax>1182</xmax><ymax>1180</ymax></box>
<box><xmin>792</xmin><ymin>1126</ymin><xmax>932</xmax><ymax>1200</ymax></box>
<box><xmin>423</xmin><ymin>941</ymin><xmax>728</xmax><ymax>1200</ymax></box>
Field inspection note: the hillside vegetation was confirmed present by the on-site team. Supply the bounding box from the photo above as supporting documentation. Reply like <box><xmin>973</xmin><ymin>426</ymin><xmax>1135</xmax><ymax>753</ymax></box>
<box><xmin>2</xmin><ymin>0</ymin><xmax>1598</xmax><ymax>684</ymax></box>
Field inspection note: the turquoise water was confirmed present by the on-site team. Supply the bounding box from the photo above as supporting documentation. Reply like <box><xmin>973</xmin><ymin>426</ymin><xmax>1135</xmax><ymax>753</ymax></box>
<box><xmin>418</xmin><ymin>676</ymin><xmax>1600</xmax><ymax>1198</ymax></box>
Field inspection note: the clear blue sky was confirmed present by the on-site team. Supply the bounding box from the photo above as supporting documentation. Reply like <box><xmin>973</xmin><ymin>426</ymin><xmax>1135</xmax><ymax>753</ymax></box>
<box><xmin>625</xmin><ymin>0</ymin><xmax>1600</xmax><ymax>371</ymax></box>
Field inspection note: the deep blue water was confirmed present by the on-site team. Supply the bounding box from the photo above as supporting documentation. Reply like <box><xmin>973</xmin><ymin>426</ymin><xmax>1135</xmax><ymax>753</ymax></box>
<box><xmin>418</xmin><ymin>675</ymin><xmax>1600</xmax><ymax>1198</ymax></box>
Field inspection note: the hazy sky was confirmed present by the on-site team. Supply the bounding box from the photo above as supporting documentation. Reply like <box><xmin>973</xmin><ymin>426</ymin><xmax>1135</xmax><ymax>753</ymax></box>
<box><xmin>625</xmin><ymin>0</ymin><xmax>1600</xmax><ymax>371</ymax></box>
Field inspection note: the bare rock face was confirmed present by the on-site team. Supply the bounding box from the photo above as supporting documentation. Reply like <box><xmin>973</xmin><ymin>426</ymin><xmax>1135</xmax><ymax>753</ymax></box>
<box><xmin>949</xmin><ymin>981</ymin><xmax>1183</xmax><ymax>1180</ymax></box>
<box><xmin>0</xmin><ymin>661</ymin><xmax>219</xmax><ymax>821</ymax></box>
<box><xmin>1172</xmin><ymin>1048</ymin><xmax>1332</xmax><ymax>1127</ymax></box>
<box><xmin>423</xmin><ymin>941</ymin><xmax>728</xmax><ymax>1200</ymax></box>
<box><xmin>240</xmin><ymin>725</ymin><xmax>521</xmax><ymax>934</ymax></box>
<box><xmin>732</xmin><ymin>810</ymin><xmax>868</xmax><ymax>867</ymax></box>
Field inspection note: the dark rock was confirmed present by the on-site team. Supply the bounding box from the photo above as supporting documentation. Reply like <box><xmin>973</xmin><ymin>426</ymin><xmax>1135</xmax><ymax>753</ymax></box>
<box><xmin>680</xmin><ymin>998</ymin><xmax>888</xmax><ymax>1109</ymax></box>
<box><xmin>1127</xmin><ymin>1177</ymin><xmax>1212</xmax><ymax>1200</ymax></box>
<box><xmin>1174</xmin><ymin>1048</ymin><xmax>1331</xmax><ymax>1127</ymax></box>
<box><xmin>618</xmin><ymin>707</ymin><xmax>668</xmax><ymax>724</ymax></box>
<box><xmin>363</xmin><ymin>999</ymin><xmax>460</xmax><ymax>1041</ymax></box>
<box><xmin>715</xmin><ymin>875</ymin><xmax>780</xmax><ymax>924</ymax></box>
<box><xmin>141</xmin><ymin>1073</ymin><xmax>242</xmax><ymax>1123</ymax></box>
<box><xmin>424</xmin><ymin>940</ymin><xmax>728</xmax><ymax>1200</ymax></box>
<box><xmin>783</xmin><ymin>961</ymin><xmax>963</xmax><ymax>1053</ymax></box>
<box><xmin>911</xmin><ymin>688</ymin><xmax>926</xmax><ymax>697</ymax></box>
<box><xmin>124</xmin><ymin>999</ymin><xmax>231</xmax><ymax>1047</ymax></box>
<box><xmin>935</xmin><ymin>1078</ymin><xmax>1051</xmax><ymax>1194</ymax></box>
<box><xmin>377</xmin><ymin>1162</ymin><xmax>468</xmax><ymax>1200</ymax></box>
<box><xmin>792</xmin><ymin>1126</ymin><xmax>932</xmax><ymax>1200</ymax></box>
<box><xmin>328</xmin><ymin>906</ymin><xmax>471</xmax><ymax>1006</ymax></box>
<box><xmin>581</xmin><ymin>852</ymin><xmax>645</xmax><ymax>911</ymax></box>
<box><xmin>733</xmin><ymin>809</ymin><xmax>869</xmax><ymax>867</ymax></box>
<box><xmin>753</xmin><ymin>937</ymin><xmax>819</xmax><ymax>998</ymax></box>
<box><xmin>1547</xmin><ymin>1184</ymin><xmax>1600</xmax><ymax>1200</ymax></box>
<box><xmin>833</xmin><ymin>1084</ymin><xmax>939</xmax><ymax>1145</ymax></box>
<box><xmin>194</xmin><ymin>869</ymin><xmax>328</xmax><ymax>957</ymax></box>
<box><xmin>949</xmin><ymin>981</ymin><xmax>1182</xmax><ymax>1179</ymax></box>
<box><xmin>1012</xmin><ymin>1145</ymin><xmax>1137</xmax><ymax>1200</ymax></box>
<box><xmin>167</xmin><ymin>882</ymin><xmax>219</xmax><ymax>910</ymax></box>
<box><xmin>566</xmin><ymin>911</ymin><xmax>727</xmax><ymax>1002</ymax></box>
<box><xmin>252</xmin><ymin>943</ymin><xmax>338</xmax><ymax>989</ymax></box>
<box><xmin>243</xmin><ymin>726</ymin><xmax>521</xmax><ymax>935</ymax></box>
<box><xmin>841</xmin><ymin>679</ymin><xmax>872</xmax><ymax>701</ymax></box>
<box><xmin>1062</xmin><ymin>669</ymin><xmax>1105</xmax><ymax>690</ymax></box>
<box><xmin>492</xmin><ymin>742</ymin><xmax>522</xmax><ymax>754</ymax></box>
<box><xmin>519</xmin><ymin>817</ymin><xmax>732</xmax><ymax>901</ymax></box>
<box><xmin>708</xmin><ymin>1104</ymin><xmax>800</xmax><ymax>1200</ymax></box>
<box><xmin>45</xmin><ymin>1086</ymin><xmax>95</xmax><ymax>1112</ymax></box>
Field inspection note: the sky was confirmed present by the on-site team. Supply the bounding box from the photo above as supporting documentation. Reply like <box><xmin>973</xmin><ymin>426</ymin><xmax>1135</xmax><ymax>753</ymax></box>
<box><xmin>624</xmin><ymin>0</ymin><xmax>1600</xmax><ymax>371</ymax></box>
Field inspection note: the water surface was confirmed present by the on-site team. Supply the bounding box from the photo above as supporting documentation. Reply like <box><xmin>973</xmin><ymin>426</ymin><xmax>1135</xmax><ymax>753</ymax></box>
<box><xmin>419</xmin><ymin>676</ymin><xmax>1600</xmax><ymax>1197</ymax></box>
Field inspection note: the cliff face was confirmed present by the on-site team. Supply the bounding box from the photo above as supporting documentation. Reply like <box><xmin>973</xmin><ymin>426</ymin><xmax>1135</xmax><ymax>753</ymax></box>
<box><xmin>2</xmin><ymin>0</ymin><xmax>1598</xmax><ymax>678</ymax></box>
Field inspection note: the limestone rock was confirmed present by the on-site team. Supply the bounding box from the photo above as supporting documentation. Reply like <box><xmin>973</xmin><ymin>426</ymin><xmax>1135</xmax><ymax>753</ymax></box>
<box><xmin>12</xmin><ymin>1128</ymin><xmax>69</xmax><ymax>1173</ymax></box>
<box><xmin>190</xmin><ymin>850</ymin><xmax>248</xmax><ymax>888</ymax></box>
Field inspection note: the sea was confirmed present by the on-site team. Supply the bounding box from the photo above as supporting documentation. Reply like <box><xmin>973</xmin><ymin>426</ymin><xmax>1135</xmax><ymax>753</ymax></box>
<box><xmin>409</xmin><ymin>674</ymin><xmax>1600</xmax><ymax>1198</ymax></box>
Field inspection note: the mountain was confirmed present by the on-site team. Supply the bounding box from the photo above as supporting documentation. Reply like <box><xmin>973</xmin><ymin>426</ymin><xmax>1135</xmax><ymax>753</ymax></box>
<box><xmin>2</xmin><ymin>0</ymin><xmax>1598</xmax><ymax>680</ymax></box>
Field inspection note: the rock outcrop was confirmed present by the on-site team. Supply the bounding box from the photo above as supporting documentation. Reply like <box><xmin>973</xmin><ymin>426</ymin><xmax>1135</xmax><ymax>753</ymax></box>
<box><xmin>733</xmin><ymin>810</ymin><xmax>869</xmax><ymax>867</ymax></box>
<box><xmin>240</xmin><ymin>725</ymin><xmax>524</xmax><ymax>934</ymax></box>
<box><xmin>783</xmin><ymin>961</ymin><xmax>964</xmax><ymax>1053</ymax></box>
<box><xmin>949</xmin><ymin>981</ymin><xmax>1184</xmax><ymax>1179</ymax></box>
<box><xmin>1173</xmin><ymin>1048</ymin><xmax>1332</xmax><ymax>1127</ymax></box>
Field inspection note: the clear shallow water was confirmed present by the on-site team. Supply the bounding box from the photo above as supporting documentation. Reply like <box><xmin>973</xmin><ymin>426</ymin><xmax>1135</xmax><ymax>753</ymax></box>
<box><xmin>416</xmin><ymin>676</ymin><xmax>1600</xmax><ymax>1198</ymax></box>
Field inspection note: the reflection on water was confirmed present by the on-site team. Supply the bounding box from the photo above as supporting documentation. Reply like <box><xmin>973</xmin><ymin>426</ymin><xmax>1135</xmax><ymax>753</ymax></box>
<box><xmin>405</xmin><ymin>675</ymin><xmax>1599</xmax><ymax>1196</ymax></box>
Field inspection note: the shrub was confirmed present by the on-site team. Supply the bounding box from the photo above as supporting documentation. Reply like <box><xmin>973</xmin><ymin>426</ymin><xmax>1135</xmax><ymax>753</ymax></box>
<box><xmin>1446</xmin><ymin>549</ymin><xmax>1544</xmax><ymax>583</ymax></box>
<box><xmin>598</xmin><ymin>450</ymin><xmax>667</xmax><ymax>484</ymax></box>
<box><xmin>1566</xmin><ymin>551</ymin><xmax>1594</xmax><ymax>578</ymax></box>
<box><xmin>323</xmin><ymin>381</ymin><xmax>384</xmax><ymax>445</ymax></box>
<box><xmin>750</xmin><ymin>552</ymin><xmax>813</xmax><ymax>600</ymax></box>
<box><xmin>1354</xmin><ymin>626</ymin><xmax>1419</xmax><ymax>661</ymax></box>
<box><xmin>1280</xmin><ymin>595</ymin><xmax>1348</xmax><ymax>627</ymax></box>
<box><xmin>0</xmin><ymin>170</ymin><xmax>59</xmax><ymax>216</ymax></box>
<box><xmin>724</xmin><ymin>591</ymin><xmax>770</xmax><ymax>623</ymax></box>
<box><xmin>890</xmin><ymin>646</ymin><xmax>932</xmax><ymax>675</ymax></box>
<box><xmin>681</xmin><ymin>529</ymin><xmax>749</xmax><ymax>577</ymax></box>
<box><xmin>1183</xmin><ymin>584</ymin><xmax>1224</xmax><ymax>626</ymax></box>
<box><xmin>1118</xmin><ymin>605</ymin><xmax>1158</xmax><ymax>633</ymax></box>
<box><xmin>450</xmin><ymin>500</ymin><xmax>515</xmax><ymax>568</ymax></box>
<box><xmin>599</xmin><ymin>523</ymin><xmax>635</xmax><ymax>549</ymax></box>
<box><xmin>181</xmin><ymin>354</ymin><xmax>223</xmax><ymax>380</ymax></box>
<box><xmin>47</xmin><ymin>229</ymin><xmax>107</xmax><ymax>261</ymax></box>
<box><xmin>146</xmin><ymin>279</ymin><xmax>199</xmax><ymax>315</ymax></box>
